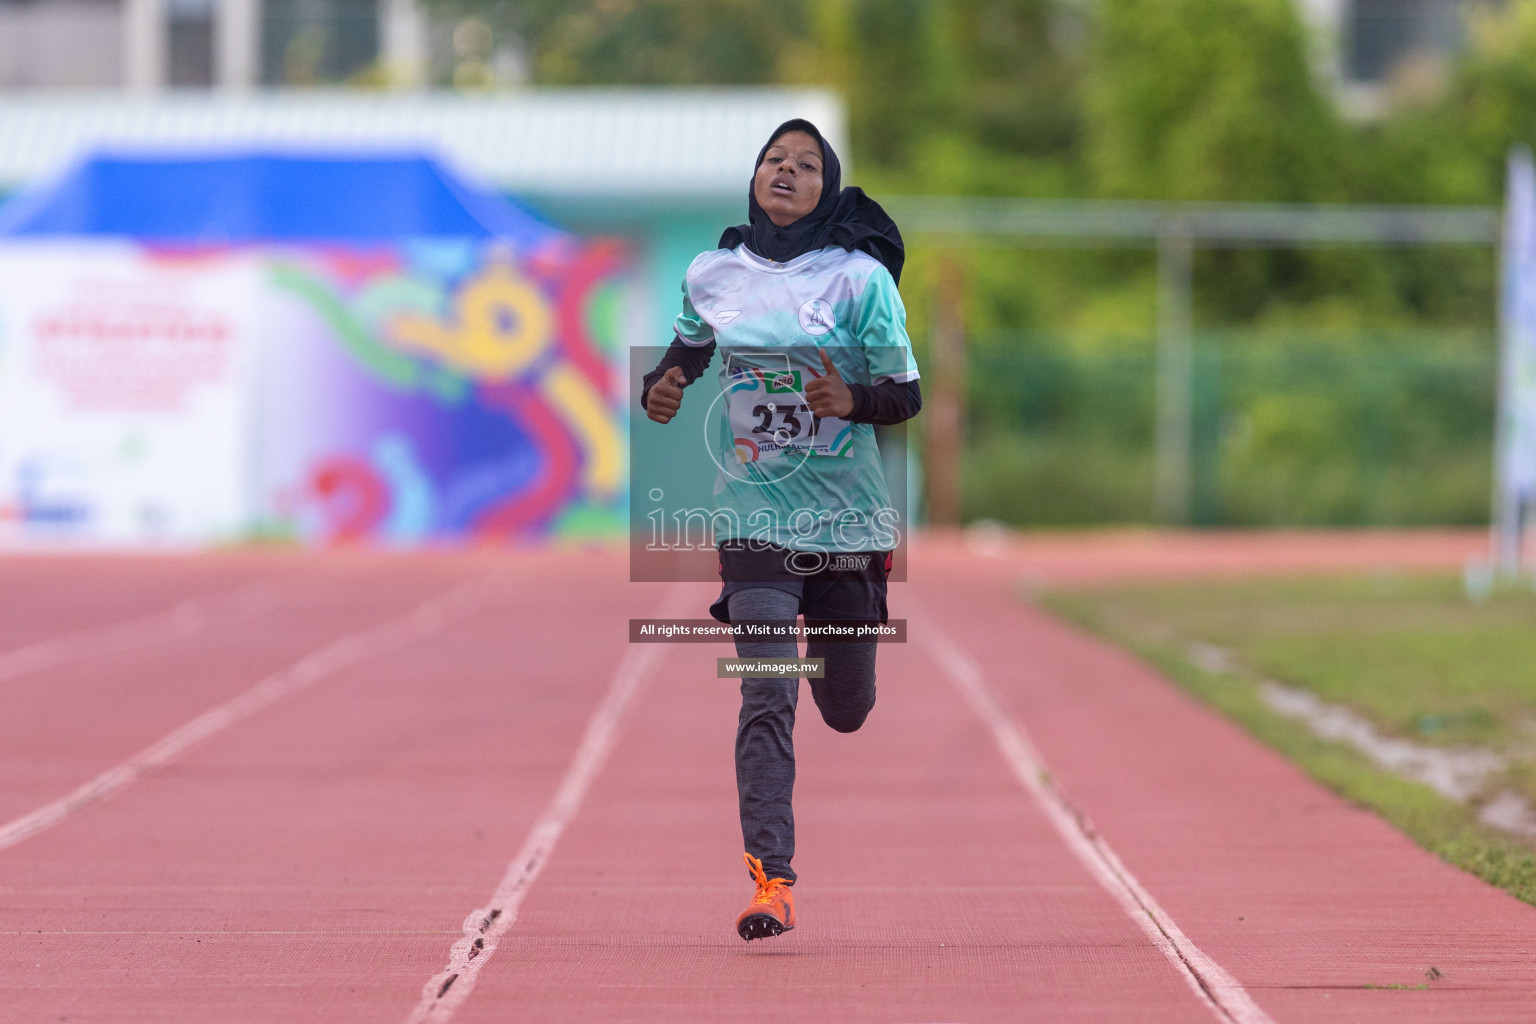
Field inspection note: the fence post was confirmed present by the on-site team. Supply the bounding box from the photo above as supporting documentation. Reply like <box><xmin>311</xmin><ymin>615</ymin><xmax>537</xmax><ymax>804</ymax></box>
<box><xmin>1190</xmin><ymin>345</ymin><xmax>1222</xmax><ymax>526</ymax></box>
<box><xmin>927</xmin><ymin>254</ymin><xmax>966</xmax><ymax>527</ymax></box>
<box><xmin>1156</xmin><ymin>220</ymin><xmax>1194</xmax><ymax>524</ymax></box>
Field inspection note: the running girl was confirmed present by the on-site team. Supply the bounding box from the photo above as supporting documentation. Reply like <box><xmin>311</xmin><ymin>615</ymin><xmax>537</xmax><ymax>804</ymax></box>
<box><xmin>641</xmin><ymin>119</ymin><xmax>921</xmax><ymax>941</ymax></box>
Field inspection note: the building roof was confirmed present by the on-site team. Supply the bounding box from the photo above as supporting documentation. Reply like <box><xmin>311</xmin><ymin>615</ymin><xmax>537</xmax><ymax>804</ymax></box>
<box><xmin>0</xmin><ymin>89</ymin><xmax>847</xmax><ymax>198</ymax></box>
<box><xmin>0</xmin><ymin>153</ymin><xmax>560</xmax><ymax>243</ymax></box>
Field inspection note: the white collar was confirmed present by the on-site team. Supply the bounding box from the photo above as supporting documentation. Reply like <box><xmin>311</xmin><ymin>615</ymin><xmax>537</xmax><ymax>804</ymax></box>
<box><xmin>734</xmin><ymin>245</ymin><xmax>833</xmax><ymax>274</ymax></box>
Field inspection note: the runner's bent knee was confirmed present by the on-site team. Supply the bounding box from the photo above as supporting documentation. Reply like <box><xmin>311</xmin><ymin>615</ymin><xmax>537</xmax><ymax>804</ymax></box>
<box><xmin>807</xmin><ymin>640</ymin><xmax>877</xmax><ymax>732</ymax></box>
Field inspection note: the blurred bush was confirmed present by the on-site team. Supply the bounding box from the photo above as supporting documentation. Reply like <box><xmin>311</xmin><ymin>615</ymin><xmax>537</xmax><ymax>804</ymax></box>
<box><xmin>962</xmin><ymin>332</ymin><xmax>1495</xmax><ymax>527</ymax></box>
<box><xmin>1086</xmin><ymin>0</ymin><xmax>1346</xmax><ymax>204</ymax></box>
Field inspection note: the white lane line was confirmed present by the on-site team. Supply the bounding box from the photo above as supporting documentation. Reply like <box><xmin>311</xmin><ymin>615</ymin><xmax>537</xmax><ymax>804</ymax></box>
<box><xmin>0</xmin><ymin>577</ymin><xmax>500</xmax><ymax>854</ymax></box>
<box><xmin>403</xmin><ymin>585</ymin><xmax>690</xmax><ymax>1024</ymax></box>
<box><xmin>0</xmin><ymin>582</ymin><xmax>275</xmax><ymax>685</ymax></box>
<box><xmin>916</xmin><ymin>606</ymin><xmax>1275</xmax><ymax>1024</ymax></box>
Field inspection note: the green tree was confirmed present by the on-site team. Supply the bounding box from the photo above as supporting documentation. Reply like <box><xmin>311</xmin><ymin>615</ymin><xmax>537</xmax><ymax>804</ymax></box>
<box><xmin>817</xmin><ymin>0</ymin><xmax>1083</xmax><ymax>183</ymax></box>
<box><xmin>422</xmin><ymin>0</ymin><xmax>812</xmax><ymax>87</ymax></box>
<box><xmin>524</xmin><ymin>0</ymin><xmax>807</xmax><ymax>84</ymax></box>
<box><xmin>1085</xmin><ymin>0</ymin><xmax>1346</xmax><ymax>202</ymax></box>
<box><xmin>477</xmin><ymin>1</ymin><xmax>1086</xmax><ymax>184</ymax></box>
<box><xmin>945</xmin><ymin>0</ymin><xmax>1082</xmax><ymax>160</ymax></box>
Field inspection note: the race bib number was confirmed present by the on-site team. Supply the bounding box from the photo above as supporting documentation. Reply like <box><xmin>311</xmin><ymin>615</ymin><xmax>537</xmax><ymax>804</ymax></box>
<box><xmin>725</xmin><ymin>365</ymin><xmax>853</xmax><ymax>463</ymax></box>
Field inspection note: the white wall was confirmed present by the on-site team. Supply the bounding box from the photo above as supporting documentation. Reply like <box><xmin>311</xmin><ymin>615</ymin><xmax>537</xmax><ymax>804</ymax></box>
<box><xmin>0</xmin><ymin>0</ymin><xmax>123</xmax><ymax>89</ymax></box>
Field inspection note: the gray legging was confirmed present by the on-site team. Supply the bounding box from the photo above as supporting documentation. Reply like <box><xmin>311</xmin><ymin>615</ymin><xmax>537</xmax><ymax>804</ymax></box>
<box><xmin>730</xmin><ymin>586</ymin><xmax>877</xmax><ymax>884</ymax></box>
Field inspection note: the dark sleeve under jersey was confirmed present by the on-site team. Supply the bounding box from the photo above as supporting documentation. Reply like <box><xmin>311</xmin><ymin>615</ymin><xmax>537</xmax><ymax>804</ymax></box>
<box><xmin>640</xmin><ymin>336</ymin><xmax>717</xmax><ymax>411</ymax></box>
<box><xmin>846</xmin><ymin>379</ymin><xmax>923</xmax><ymax>426</ymax></box>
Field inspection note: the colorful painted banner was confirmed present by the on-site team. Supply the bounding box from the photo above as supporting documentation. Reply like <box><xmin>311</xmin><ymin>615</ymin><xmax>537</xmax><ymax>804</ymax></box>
<box><xmin>0</xmin><ymin>237</ymin><xmax>630</xmax><ymax>547</ymax></box>
<box><xmin>257</xmin><ymin>238</ymin><xmax>628</xmax><ymax>546</ymax></box>
<box><xmin>0</xmin><ymin>242</ymin><xmax>258</xmax><ymax>544</ymax></box>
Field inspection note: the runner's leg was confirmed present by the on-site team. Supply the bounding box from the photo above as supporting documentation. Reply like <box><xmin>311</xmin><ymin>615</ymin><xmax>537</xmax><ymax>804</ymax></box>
<box><xmin>805</xmin><ymin>639</ymin><xmax>877</xmax><ymax>733</ymax></box>
<box><xmin>729</xmin><ymin>587</ymin><xmax>801</xmax><ymax>883</ymax></box>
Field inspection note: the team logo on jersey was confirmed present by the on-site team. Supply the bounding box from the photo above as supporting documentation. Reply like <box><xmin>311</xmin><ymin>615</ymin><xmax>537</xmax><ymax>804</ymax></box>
<box><xmin>765</xmin><ymin>371</ymin><xmax>801</xmax><ymax>393</ymax></box>
<box><xmin>798</xmin><ymin>298</ymin><xmax>835</xmax><ymax>336</ymax></box>
<box><xmin>715</xmin><ymin>310</ymin><xmax>742</xmax><ymax>325</ymax></box>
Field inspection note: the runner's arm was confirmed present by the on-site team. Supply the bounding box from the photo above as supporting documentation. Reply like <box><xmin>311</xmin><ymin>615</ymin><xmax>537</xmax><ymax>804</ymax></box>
<box><xmin>850</xmin><ymin>264</ymin><xmax>921</xmax><ymax>424</ymax></box>
<box><xmin>643</xmin><ymin>265</ymin><xmax>718</xmax><ymax>412</ymax></box>
<box><xmin>846</xmin><ymin>379</ymin><xmax>922</xmax><ymax>425</ymax></box>
<box><xmin>640</xmin><ymin>336</ymin><xmax>717</xmax><ymax>411</ymax></box>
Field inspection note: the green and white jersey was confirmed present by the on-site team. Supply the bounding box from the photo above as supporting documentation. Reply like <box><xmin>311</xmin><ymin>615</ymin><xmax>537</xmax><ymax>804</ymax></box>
<box><xmin>674</xmin><ymin>244</ymin><xmax>919</xmax><ymax>553</ymax></box>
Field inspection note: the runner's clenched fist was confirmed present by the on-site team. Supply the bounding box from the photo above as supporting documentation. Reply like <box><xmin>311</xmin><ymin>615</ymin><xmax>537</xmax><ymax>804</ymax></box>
<box><xmin>646</xmin><ymin>366</ymin><xmax>688</xmax><ymax>424</ymax></box>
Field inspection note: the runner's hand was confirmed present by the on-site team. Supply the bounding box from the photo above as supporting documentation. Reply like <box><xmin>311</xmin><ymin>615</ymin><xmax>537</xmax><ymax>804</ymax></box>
<box><xmin>647</xmin><ymin>366</ymin><xmax>688</xmax><ymax>424</ymax></box>
<box><xmin>806</xmin><ymin>349</ymin><xmax>854</xmax><ymax>419</ymax></box>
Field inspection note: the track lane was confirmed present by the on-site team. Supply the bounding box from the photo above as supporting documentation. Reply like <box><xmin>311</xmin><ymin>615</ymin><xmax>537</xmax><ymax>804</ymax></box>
<box><xmin>7</xmin><ymin>539</ymin><xmax>1535</xmax><ymax>1022</ymax></box>
<box><xmin>915</xmin><ymin>599</ymin><xmax>1271</xmax><ymax>1024</ymax></box>
<box><xmin>0</xmin><ymin>560</ymin><xmax>481</xmax><ymax>823</ymax></box>
<box><xmin>404</xmin><ymin>584</ymin><xmax>692</xmax><ymax>1023</ymax></box>
<box><xmin>0</xmin><ymin>555</ymin><xmax>284</xmax><ymax>652</ymax></box>
<box><xmin>0</xmin><ymin>580</ymin><xmax>271</xmax><ymax>687</ymax></box>
<box><xmin>452</xmin><ymin>581</ymin><xmax>1218</xmax><ymax>1023</ymax></box>
<box><xmin>911</xmin><ymin>546</ymin><xmax>1536</xmax><ymax>1023</ymax></box>
<box><xmin>0</xmin><ymin>552</ymin><xmax>671</xmax><ymax>1022</ymax></box>
<box><xmin>0</xmin><ymin>574</ymin><xmax>495</xmax><ymax>852</ymax></box>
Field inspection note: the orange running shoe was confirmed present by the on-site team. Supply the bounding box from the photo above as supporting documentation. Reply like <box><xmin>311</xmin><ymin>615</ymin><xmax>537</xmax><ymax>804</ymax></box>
<box><xmin>736</xmin><ymin>852</ymin><xmax>796</xmax><ymax>941</ymax></box>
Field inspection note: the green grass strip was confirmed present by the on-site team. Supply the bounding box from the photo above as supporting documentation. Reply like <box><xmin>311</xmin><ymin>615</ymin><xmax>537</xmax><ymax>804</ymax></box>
<box><xmin>1043</xmin><ymin>579</ymin><xmax>1536</xmax><ymax>906</ymax></box>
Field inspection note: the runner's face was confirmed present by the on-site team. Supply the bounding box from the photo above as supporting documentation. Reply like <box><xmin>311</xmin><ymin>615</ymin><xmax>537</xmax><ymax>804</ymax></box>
<box><xmin>753</xmin><ymin>131</ymin><xmax>824</xmax><ymax>228</ymax></box>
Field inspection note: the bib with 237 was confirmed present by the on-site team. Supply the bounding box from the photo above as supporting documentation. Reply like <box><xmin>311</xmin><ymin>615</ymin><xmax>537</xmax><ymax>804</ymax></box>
<box><xmin>724</xmin><ymin>356</ymin><xmax>854</xmax><ymax>464</ymax></box>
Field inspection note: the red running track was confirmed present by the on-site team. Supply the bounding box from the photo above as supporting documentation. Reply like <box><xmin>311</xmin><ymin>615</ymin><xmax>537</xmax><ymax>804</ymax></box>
<box><xmin>0</xmin><ymin>533</ymin><xmax>1530</xmax><ymax>1023</ymax></box>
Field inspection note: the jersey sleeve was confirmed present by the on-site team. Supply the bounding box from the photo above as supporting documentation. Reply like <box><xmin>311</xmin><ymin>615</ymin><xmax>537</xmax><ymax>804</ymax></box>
<box><xmin>672</xmin><ymin>270</ymin><xmax>715</xmax><ymax>347</ymax></box>
<box><xmin>854</xmin><ymin>265</ymin><xmax>920</xmax><ymax>383</ymax></box>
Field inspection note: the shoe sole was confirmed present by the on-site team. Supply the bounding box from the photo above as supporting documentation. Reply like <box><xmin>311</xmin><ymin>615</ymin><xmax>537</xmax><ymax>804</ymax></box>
<box><xmin>737</xmin><ymin>913</ymin><xmax>793</xmax><ymax>941</ymax></box>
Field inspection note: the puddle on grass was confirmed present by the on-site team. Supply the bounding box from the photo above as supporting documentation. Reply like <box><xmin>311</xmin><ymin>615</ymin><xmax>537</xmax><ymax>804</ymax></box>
<box><xmin>1184</xmin><ymin>642</ymin><xmax>1536</xmax><ymax>839</ymax></box>
<box><xmin>1476</xmin><ymin>792</ymin><xmax>1536</xmax><ymax>837</ymax></box>
<box><xmin>1258</xmin><ymin>681</ymin><xmax>1503</xmax><ymax>803</ymax></box>
<box><xmin>1186</xmin><ymin>641</ymin><xmax>1234</xmax><ymax>675</ymax></box>
<box><xmin>1259</xmin><ymin>679</ymin><xmax>1536</xmax><ymax>837</ymax></box>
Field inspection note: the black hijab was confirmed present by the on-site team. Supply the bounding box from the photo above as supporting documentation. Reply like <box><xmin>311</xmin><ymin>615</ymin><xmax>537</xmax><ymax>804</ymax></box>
<box><xmin>719</xmin><ymin>118</ymin><xmax>905</xmax><ymax>285</ymax></box>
